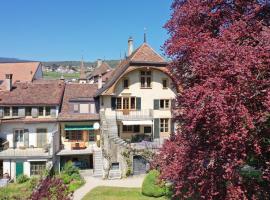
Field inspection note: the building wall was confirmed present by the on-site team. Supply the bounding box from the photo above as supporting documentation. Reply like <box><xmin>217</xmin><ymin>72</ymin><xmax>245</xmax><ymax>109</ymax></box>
<box><xmin>101</xmin><ymin>68</ymin><xmax>176</xmax><ymax>118</ymax></box>
<box><xmin>0</xmin><ymin>122</ymin><xmax>58</xmax><ymax>148</ymax></box>
<box><xmin>34</xmin><ymin>64</ymin><xmax>43</xmax><ymax>80</ymax></box>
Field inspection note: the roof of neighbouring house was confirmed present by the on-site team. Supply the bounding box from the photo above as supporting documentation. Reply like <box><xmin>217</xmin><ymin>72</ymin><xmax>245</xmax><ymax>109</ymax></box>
<box><xmin>0</xmin><ymin>79</ymin><xmax>65</xmax><ymax>106</ymax></box>
<box><xmin>89</xmin><ymin>61</ymin><xmax>112</xmax><ymax>78</ymax></box>
<box><xmin>95</xmin><ymin>43</ymin><xmax>167</xmax><ymax>96</ymax></box>
<box><xmin>0</xmin><ymin>62</ymin><xmax>41</xmax><ymax>90</ymax></box>
<box><xmin>58</xmin><ymin>83</ymin><xmax>99</xmax><ymax>121</ymax></box>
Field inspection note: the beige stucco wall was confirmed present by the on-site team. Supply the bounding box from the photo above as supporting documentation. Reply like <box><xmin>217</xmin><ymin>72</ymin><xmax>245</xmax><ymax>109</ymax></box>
<box><xmin>101</xmin><ymin>68</ymin><xmax>176</xmax><ymax>118</ymax></box>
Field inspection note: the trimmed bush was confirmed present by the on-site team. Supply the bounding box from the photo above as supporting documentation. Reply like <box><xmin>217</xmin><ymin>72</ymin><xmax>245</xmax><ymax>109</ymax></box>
<box><xmin>16</xmin><ymin>174</ymin><xmax>29</xmax><ymax>184</ymax></box>
<box><xmin>142</xmin><ymin>170</ymin><xmax>167</xmax><ymax>197</ymax></box>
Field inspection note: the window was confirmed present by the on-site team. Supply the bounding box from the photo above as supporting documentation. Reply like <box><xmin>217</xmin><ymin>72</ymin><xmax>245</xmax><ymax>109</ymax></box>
<box><xmin>116</xmin><ymin>97</ymin><xmax>136</xmax><ymax>110</ymax></box>
<box><xmin>36</xmin><ymin>128</ymin><xmax>47</xmax><ymax>148</ymax></box>
<box><xmin>160</xmin><ymin>99</ymin><xmax>170</xmax><ymax>109</ymax></box>
<box><xmin>30</xmin><ymin>161</ymin><xmax>46</xmax><ymax>176</ymax></box>
<box><xmin>123</xmin><ymin>125</ymin><xmax>133</xmax><ymax>132</ymax></box>
<box><xmin>160</xmin><ymin>118</ymin><xmax>169</xmax><ymax>133</ymax></box>
<box><xmin>89</xmin><ymin>130</ymin><xmax>95</xmax><ymax>142</ymax></box>
<box><xmin>116</xmin><ymin>98</ymin><xmax>122</xmax><ymax>109</ymax></box>
<box><xmin>123</xmin><ymin>125</ymin><xmax>140</xmax><ymax>132</ymax></box>
<box><xmin>140</xmin><ymin>71</ymin><xmax>152</xmax><ymax>88</ymax></box>
<box><xmin>45</xmin><ymin>107</ymin><xmax>51</xmax><ymax>116</ymax></box>
<box><xmin>144</xmin><ymin>126</ymin><xmax>152</xmax><ymax>133</ymax></box>
<box><xmin>4</xmin><ymin>107</ymin><xmax>10</xmax><ymax>117</ymax></box>
<box><xmin>26</xmin><ymin>107</ymin><xmax>32</xmax><ymax>116</ymax></box>
<box><xmin>131</xmin><ymin>97</ymin><xmax>136</xmax><ymax>109</ymax></box>
<box><xmin>111</xmin><ymin>162</ymin><xmax>119</xmax><ymax>170</ymax></box>
<box><xmin>65</xmin><ymin>130</ymin><xmax>83</xmax><ymax>141</ymax></box>
<box><xmin>162</xmin><ymin>79</ymin><xmax>168</xmax><ymax>89</ymax></box>
<box><xmin>12</xmin><ymin>107</ymin><xmax>18</xmax><ymax>116</ymax></box>
<box><xmin>14</xmin><ymin>129</ymin><xmax>24</xmax><ymax>142</ymax></box>
<box><xmin>39</xmin><ymin>107</ymin><xmax>44</xmax><ymax>116</ymax></box>
<box><xmin>74</xmin><ymin>104</ymin><xmax>79</xmax><ymax>113</ymax></box>
<box><xmin>123</xmin><ymin>78</ymin><xmax>129</xmax><ymax>89</ymax></box>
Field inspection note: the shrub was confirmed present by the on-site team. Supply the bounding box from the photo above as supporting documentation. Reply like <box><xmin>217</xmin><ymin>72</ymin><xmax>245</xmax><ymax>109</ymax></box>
<box><xmin>142</xmin><ymin>170</ymin><xmax>167</xmax><ymax>198</ymax></box>
<box><xmin>30</xmin><ymin>177</ymin><xmax>71</xmax><ymax>200</ymax></box>
<box><xmin>60</xmin><ymin>173</ymin><xmax>72</xmax><ymax>184</ymax></box>
<box><xmin>61</xmin><ymin>161</ymin><xmax>79</xmax><ymax>176</ymax></box>
<box><xmin>16</xmin><ymin>174</ymin><xmax>29</xmax><ymax>184</ymax></box>
<box><xmin>29</xmin><ymin>176</ymin><xmax>39</xmax><ymax>189</ymax></box>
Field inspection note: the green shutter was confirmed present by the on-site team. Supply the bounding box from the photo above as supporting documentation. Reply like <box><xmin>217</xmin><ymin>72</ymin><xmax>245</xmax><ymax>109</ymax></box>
<box><xmin>24</xmin><ymin>129</ymin><xmax>29</xmax><ymax>147</ymax></box>
<box><xmin>16</xmin><ymin>162</ymin><xmax>24</xmax><ymax>177</ymax></box>
<box><xmin>111</xmin><ymin>97</ymin><xmax>116</xmax><ymax>110</ymax></box>
<box><xmin>154</xmin><ymin>118</ymin><xmax>160</xmax><ymax>139</ymax></box>
<box><xmin>136</xmin><ymin>97</ymin><xmax>141</xmax><ymax>110</ymax></box>
<box><xmin>154</xmin><ymin>99</ymin><xmax>159</xmax><ymax>110</ymax></box>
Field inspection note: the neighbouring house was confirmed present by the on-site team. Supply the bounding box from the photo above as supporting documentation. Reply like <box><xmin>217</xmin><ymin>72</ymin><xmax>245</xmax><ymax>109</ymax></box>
<box><xmin>88</xmin><ymin>59</ymin><xmax>113</xmax><ymax>84</ymax></box>
<box><xmin>96</xmin><ymin>37</ymin><xmax>178</xmax><ymax>178</ymax></box>
<box><xmin>57</xmin><ymin>83</ymin><xmax>102</xmax><ymax>176</ymax></box>
<box><xmin>0</xmin><ymin>77</ymin><xmax>64</xmax><ymax>179</ymax></box>
<box><xmin>0</xmin><ymin>62</ymin><xmax>42</xmax><ymax>91</ymax></box>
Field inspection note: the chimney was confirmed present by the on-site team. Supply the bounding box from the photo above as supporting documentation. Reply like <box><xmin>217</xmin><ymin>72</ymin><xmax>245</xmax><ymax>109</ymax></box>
<box><xmin>97</xmin><ymin>59</ymin><xmax>102</xmax><ymax>68</ymax></box>
<box><xmin>5</xmin><ymin>74</ymin><xmax>13</xmax><ymax>91</ymax></box>
<box><xmin>128</xmin><ymin>37</ymin><xmax>134</xmax><ymax>56</ymax></box>
<box><xmin>98</xmin><ymin>74</ymin><xmax>102</xmax><ymax>89</ymax></box>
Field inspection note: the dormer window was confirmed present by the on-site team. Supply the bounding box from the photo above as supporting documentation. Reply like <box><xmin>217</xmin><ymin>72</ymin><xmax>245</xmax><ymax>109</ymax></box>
<box><xmin>12</xmin><ymin>107</ymin><xmax>19</xmax><ymax>116</ymax></box>
<box><xmin>162</xmin><ymin>79</ymin><xmax>168</xmax><ymax>89</ymax></box>
<box><xmin>123</xmin><ymin>78</ymin><xmax>129</xmax><ymax>89</ymax></box>
<box><xmin>4</xmin><ymin>107</ymin><xmax>10</xmax><ymax>117</ymax></box>
<box><xmin>74</xmin><ymin>103</ymin><xmax>79</xmax><ymax>113</ymax></box>
<box><xmin>45</xmin><ymin>107</ymin><xmax>51</xmax><ymax>116</ymax></box>
<box><xmin>140</xmin><ymin>71</ymin><xmax>151</xmax><ymax>88</ymax></box>
<box><xmin>26</xmin><ymin>107</ymin><xmax>32</xmax><ymax>116</ymax></box>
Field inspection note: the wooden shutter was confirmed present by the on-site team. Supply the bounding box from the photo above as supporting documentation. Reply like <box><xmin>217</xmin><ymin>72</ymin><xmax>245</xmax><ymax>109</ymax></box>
<box><xmin>0</xmin><ymin>108</ymin><xmax>3</xmax><ymax>118</ymax></box>
<box><xmin>50</xmin><ymin>107</ymin><xmax>56</xmax><ymax>117</ymax></box>
<box><xmin>24</xmin><ymin>129</ymin><xmax>29</xmax><ymax>147</ymax></box>
<box><xmin>154</xmin><ymin>118</ymin><xmax>160</xmax><ymax>139</ymax></box>
<box><xmin>31</xmin><ymin>108</ymin><xmax>38</xmax><ymax>118</ymax></box>
<box><xmin>111</xmin><ymin>97</ymin><xmax>116</xmax><ymax>110</ymax></box>
<box><xmin>136</xmin><ymin>97</ymin><xmax>141</xmax><ymax>110</ymax></box>
<box><xmin>18</xmin><ymin>108</ymin><xmax>25</xmax><ymax>117</ymax></box>
<box><xmin>153</xmin><ymin>99</ymin><xmax>159</xmax><ymax>110</ymax></box>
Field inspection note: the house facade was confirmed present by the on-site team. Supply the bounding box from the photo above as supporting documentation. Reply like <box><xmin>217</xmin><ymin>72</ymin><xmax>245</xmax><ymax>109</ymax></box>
<box><xmin>57</xmin><ymin>83</ymin><xmax>103</xmax><ymax>176</ymax></box>
<box><xmin>0</xmin><ymin>78</ymin><xmax>64</xmax><ymax>179</ymax></box>
<box><xmin>96</xmin><ymin>39</ymin><xmax>177</xmax><ymax>178</ymax></box>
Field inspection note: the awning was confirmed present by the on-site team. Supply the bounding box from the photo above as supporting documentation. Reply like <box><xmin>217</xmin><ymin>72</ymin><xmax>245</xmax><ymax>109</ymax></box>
<box><xmin>64</xmin><ymin>125</ymin><xmax>94</xmax><ymax>131</ymax></box>
<box><xmin>122</xmin><ymin>120</ymin><xmax>153</xmax><ymax>125</ymax></box>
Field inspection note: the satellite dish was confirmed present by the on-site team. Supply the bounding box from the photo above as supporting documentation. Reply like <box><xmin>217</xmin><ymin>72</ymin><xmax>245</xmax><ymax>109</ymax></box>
<box><xmin>93</xmin><ymin>122</ymin><xmax>100</xmax><ymax>130</ymax></box>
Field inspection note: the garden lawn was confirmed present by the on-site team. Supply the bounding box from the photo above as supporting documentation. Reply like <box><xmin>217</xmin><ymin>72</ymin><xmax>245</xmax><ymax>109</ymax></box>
<box><xmin>82</xmin><ymin>186</ymin><xmax>168</xmax><ymax>200</ymax></box>
<box><xmin>0</xmin><ymin>181</ymin><xmax>33</xmax><ymax>200</ymax></box>
<box><xmin>43</xmin><ymin>71</ymin><xmax>79</xmax><ymax>79</ymax></box>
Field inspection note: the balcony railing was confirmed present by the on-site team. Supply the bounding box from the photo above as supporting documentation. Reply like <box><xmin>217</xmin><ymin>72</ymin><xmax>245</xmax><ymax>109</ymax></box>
<box><xmin>116</xmin><ymin>109</ymin><xmax>153</xmax><ymax>120</ymax></box>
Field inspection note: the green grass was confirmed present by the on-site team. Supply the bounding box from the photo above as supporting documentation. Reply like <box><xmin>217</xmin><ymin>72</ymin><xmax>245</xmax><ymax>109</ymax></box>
<box><xmin>82</xmin><ymin>186</ymin><xmax>168</xmax><ymax>200</ymax></box>
<box><xmin>0</xmin><ymin>181</ymin><xmax>33</xmax><ymax>200</ymax></box>
<box><xmin>43</xmin><ymin>71</ymin><xmax>80</xmax><ymax>79</ymax></box>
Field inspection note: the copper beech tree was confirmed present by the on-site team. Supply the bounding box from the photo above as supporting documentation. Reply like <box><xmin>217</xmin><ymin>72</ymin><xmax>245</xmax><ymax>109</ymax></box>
<box><xmin>154</xmin><ymin>0</ymin><xmax>270</xmax><ymax>199</ymax></box>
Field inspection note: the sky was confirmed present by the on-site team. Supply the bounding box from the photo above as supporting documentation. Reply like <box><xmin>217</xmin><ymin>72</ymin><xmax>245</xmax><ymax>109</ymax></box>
<box><xmin>0</xmin><ymin>0</ymin><xmax>172</xmax><ymax>62</ymax></box>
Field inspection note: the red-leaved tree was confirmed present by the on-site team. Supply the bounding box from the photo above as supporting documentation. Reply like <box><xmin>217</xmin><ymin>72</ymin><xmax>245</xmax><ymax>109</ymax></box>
<box><xmin>154</xmin><ymin>0</ymin><xmax>270</xmax><ymax>199</ymax></box>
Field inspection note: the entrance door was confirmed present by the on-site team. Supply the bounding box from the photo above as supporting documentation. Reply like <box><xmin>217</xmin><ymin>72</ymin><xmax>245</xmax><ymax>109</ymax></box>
<box><xmin>16</xmin><ymin>162</ymin><xmax>24</xmax><ymax>177</ymax></box>
<box><xmin>133</xmin><ymin>156</ymin><xmax>148</xmax><ymax>175</ymax></box>
<box><xmin>89</xmin><ymin>154</ymin><xmax>93</xmax><ymax>169</ymax></box>
<box><xmin>0</xmin><ymin>160</ymin><xmax>3</xmax><ymax>178</ymax></box>
<box><xmin>37</xmin><ymin>128</ymin><xmax>47</xmax><ymax>148</ymax></box>
<box><xmin>123</xmin><ymin>97</ymin><xmax>130</xmax><ymax>115</ymax></box>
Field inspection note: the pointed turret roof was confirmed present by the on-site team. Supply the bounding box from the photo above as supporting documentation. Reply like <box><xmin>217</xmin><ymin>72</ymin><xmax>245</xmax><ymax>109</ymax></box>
<box><xmin>79</xmin><ymin>57</ymin><xmax>87</xmax><ymax>80</ymax></box>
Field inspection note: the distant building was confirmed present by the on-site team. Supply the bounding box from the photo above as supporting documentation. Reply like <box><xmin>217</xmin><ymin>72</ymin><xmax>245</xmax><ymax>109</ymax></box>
<box><xmin>88</xmin><ymin>59</ymin><xmax>113</xmax><ymax>84</ymax></box>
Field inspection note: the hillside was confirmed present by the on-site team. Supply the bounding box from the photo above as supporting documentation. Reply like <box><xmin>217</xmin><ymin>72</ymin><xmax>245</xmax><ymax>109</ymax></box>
<box><xmin>42</xmin><ymin>60</ymin><xmax>120</xmax><ymax>68</ymax></box>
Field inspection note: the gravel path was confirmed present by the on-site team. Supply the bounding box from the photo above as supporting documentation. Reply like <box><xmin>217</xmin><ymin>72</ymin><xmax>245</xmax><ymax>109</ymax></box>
<box><xmin>73</xmin><ymin>174</ymin><xmax>145</xmax><ymax>200</ymax></box>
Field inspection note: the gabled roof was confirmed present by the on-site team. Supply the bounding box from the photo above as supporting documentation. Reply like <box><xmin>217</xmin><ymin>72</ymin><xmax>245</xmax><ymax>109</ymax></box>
<box><xmin>0</xmin><ymin>62</ymin><xmax>41</xmax><ymax>86</ymax></box>
<box><xmin>95</xmin><ymin>43</ymin><xmax>167</xmax><ymax>96</ymax></box>
<box><xmin>89</xmin><ymin>61</ymin><xmax>112</xmax><ymax>78</ymax></box>
<box><xmin>58</xmin><ymin>83</ymin><xmax>99</xmax><ymax>121</ymax></box>
<box><xmin>0</xmin><ymin>80</ymin><xmax>65</xmax><ymax>106</ymax></box>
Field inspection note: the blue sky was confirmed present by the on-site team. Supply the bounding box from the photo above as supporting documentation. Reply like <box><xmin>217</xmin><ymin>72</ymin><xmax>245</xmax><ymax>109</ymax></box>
<box><xmin>0</xmin><ymin>0</ymin><xmax>172</xmax><ymax>61</ymax></box>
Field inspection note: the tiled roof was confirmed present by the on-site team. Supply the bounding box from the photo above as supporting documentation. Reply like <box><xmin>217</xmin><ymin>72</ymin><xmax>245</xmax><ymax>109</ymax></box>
<box><xmin>0</xmin><ymin>80</ymin><xmax>65</xmax><ymax>106</ymax></box>
<box><xmin>89</xmin><ymin>62</ymin><xmax>112</xmax><ymax>78</ymax></box>
<box><xmin>58</xmin><ymin>83</ymin><xmax>99</xmax><ymax>121</ymax></box>
<box><xmin>0</xmin><ymin>62</ymin><xmax>41</xmax><ymax>89</ymax></box>
<box><xmin>95</xmin><ymin>43</ymin><xmax>167</xmax><ymax>96</ymax></box>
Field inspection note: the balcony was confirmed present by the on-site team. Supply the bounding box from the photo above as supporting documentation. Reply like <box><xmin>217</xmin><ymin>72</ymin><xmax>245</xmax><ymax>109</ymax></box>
<box><xmin>116</xmin><ymin>109</ymin><xmax>153</xmax><ymax>121</ymax></box>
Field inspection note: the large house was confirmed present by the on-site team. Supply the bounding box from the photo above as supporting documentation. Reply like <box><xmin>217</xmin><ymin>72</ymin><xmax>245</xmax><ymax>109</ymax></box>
<box><xmin>0</xmin><ymin>77</ymin><xmax>64</xmax><ymax>179</ymax></box>
<box><xmin>96</xmin><ymin>38</ymin><xmax>177</xmax><ymax>178</ymax></box>
<box><xmin>0</xmin><ymin>38</ymin><xmax>177</xmax><ymax>180</ymax></box>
